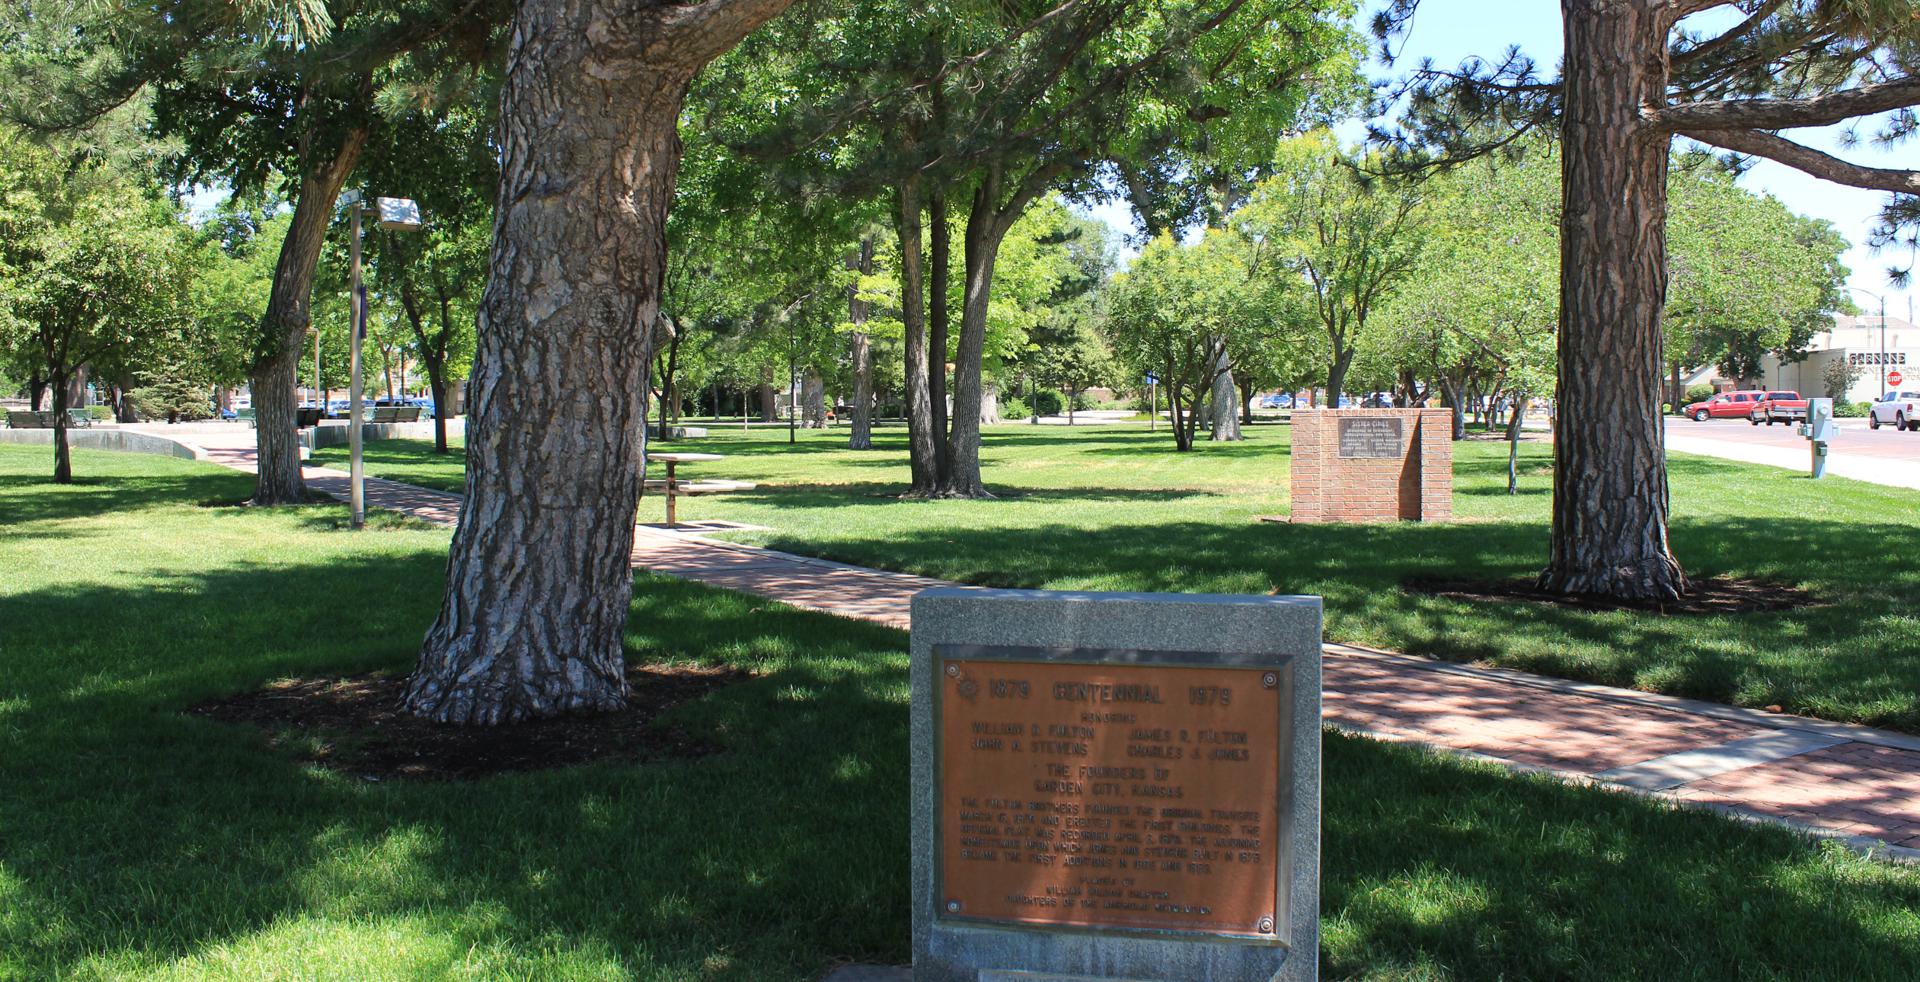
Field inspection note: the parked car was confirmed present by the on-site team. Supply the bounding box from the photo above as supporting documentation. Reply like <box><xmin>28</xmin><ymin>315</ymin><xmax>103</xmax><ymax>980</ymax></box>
<box><xmin>1869</xmin><ymin>390</ymin><xmax>1920</xmax><ymax>431</ymax></box>
<box><xmin>1682</xmin><ymin>389</ymin><xmax>1771</xmax><ymax>422</ymax></box>
<box><xmin>1256</xmin><ymin>393</ymin><xmax>1293</xmax><ymax>409</ymax></box>
<box><xmin>1747</xmin><ymin>391</ymin><xmax>1806</xmax><ymax>425</ymax></box>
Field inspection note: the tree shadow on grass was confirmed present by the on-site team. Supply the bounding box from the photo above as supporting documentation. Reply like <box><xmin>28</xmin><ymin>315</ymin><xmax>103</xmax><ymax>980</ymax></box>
<box><xmin>6</xmin><ymin>489</ymin><xmax>1920</xmax><ymax>978</ymax></box>
<box><xmin>0</xmin><ymin>471</ymin><xmax>253</xmax><ymax>525</ymax></box>
<box><xmin>749</xmin><ymin>514</ymin><xmax>1920</xmax><ymax>730</ymax></box>
<box><xmin>0</xmin><ymin>553</ymin><xmax>915</xmax><ymax>980</ymax></box>
<box><xmin>1320</xmin><ymin>732</ymin><xmax>1920</xmax><ymax>980</ymax></box>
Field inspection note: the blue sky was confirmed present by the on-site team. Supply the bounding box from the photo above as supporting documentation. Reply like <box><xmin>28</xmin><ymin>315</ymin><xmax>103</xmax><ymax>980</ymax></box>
<box><xmin>1090</xmin><ymin>0</ymin><xmax>1917</xmax><ymax>320</ymax></box>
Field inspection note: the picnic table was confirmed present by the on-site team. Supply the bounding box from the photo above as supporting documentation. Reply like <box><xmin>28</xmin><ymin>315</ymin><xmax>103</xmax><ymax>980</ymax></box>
<box><xmin>642</xmin><ymin>452</ymin><xmax>755</xmax><ymax>527</ymax></box>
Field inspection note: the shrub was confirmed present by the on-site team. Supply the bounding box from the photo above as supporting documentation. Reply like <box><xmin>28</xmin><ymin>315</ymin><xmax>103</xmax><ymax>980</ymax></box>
<box><xmin>1030</xmin><ymin>389</ymin><xmax>1065</xmax><ymax>416</ymax></box>
<box><xmin>1684</xmin><ymin>384</ymin><xmax>1716</xmax><ymax>404</ymax></box>
<box><xmin>1001</xmin><ymin>396</ymin><xmax>1032</xmax><ymax>420</ymax></box>
<box><xmin>129</xmin><ymin>380</ymin><xmax>215</xmax><ymax>422</ymax></box>
<box><xmin>1833</xmin><ymin>401</ymin><xmax>1872</xmax><ymax>418</ymax></box>
<box><xmin>86</xmin><ymin>405</ymin><xmax>113</xmax><ymax>421</ymax></box>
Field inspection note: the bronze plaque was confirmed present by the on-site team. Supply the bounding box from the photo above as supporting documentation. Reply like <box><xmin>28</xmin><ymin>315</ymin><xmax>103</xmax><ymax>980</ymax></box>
<box><xmin>1337</xmin><ymin>416</ymin><xmax>1403</xmax><ymax>458</ymax></box>
<box><xmin>936</xmin><ymin>651</ymin><xmax>1286</xmax><ymax>938</ymax></box>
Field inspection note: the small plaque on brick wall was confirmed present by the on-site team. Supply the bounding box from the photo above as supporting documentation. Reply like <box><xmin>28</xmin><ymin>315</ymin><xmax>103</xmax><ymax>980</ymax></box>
<box><xmin>1336</xmin><ymin>417</ymin><xmax>1402</xmax><ymax>458</ymax></box>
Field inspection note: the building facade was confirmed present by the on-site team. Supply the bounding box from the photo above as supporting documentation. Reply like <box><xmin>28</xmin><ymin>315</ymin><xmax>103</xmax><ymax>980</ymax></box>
<box><xmin>1687</xmin><ymin>314</ymin><xmax>1917</xmax><ymax>404</ymax></box>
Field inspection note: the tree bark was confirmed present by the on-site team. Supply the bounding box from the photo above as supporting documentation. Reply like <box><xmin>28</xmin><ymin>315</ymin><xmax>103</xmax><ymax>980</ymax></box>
<box><xmin>406</xmin><ymin>0</ymin><xmax>793</xmax><ymax>725</ymax></box>
<box><xmin>27</xmin><ymin>369</ymin><xmax>45</xmax><ymax>412</ymax></box>
<box><xmin>250</xmin><ymin>124</ymin><xmax>369</xmax><ymax>505</ymax></box>
<box><xmin>941</xmin><ymin>184</ymin><xmax>1017</xmax><ymax>498</ymax></box>
<box><xmin>801</xmin><ymin>370</ymin><xmax>825</xmax><ymax>428</ymax></box>
<box><xmin>1239</xmin><ymin>375</ymin><xmax>1255</xmax><ymax>426</ymax></box>
<box><xmin>1538</xmin><ymin>0</ymin><xmax>1687</xmax><ymax>600</ymax></box>
<box><xmin>1439</xmin><ymin>375</ymin><xmax>1466</xmax><ymax>441</ymax></box>
<box><xmin>1208</xmin><ymin>347</ymin><xmax>1241</xmax><ymax>441</ymax></box>
<box><xmin>64</xmin><ymin>364</ymin><xmax>88</xmax><ymax>410</ymax></box>
<box><xmin>756</xmin><ymin>379</ymin><xmax>777</xmax><ymax>422</ymax></box>
<box><xmin>928</xmin><ymin>188</ymin><xmax>951</xmax><ymax>476</ymax></box>
<box><xmin>49</xmin><ymin>366</ymin><xmax>71</xmax><ymax>483</ymax></box>
<box><xmin>1507</xmin><ymin>397</ymin><xmax>1525</xmax><ymax>495</ymax></box>
<box><xmin>897</xmin><ymin>177</ymin><xmax>941</xmax><ymax>492</ymax></box>
<box><xmin>1325</xmin><ymin>345</ymin><xmax>1353</xmax><ymax>411</ymax></box>
<box><xmin>848</xmin><ymin>237</ymin><xmax>874</xmax><ymax>450</ymax></box>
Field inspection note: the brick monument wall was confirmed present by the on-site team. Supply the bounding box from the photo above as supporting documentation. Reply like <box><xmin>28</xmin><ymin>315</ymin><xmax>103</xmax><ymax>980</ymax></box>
<box><xmin>1290</xmin><ymin>408</ymin><xmax>1453</xmax><ymax>523</ymax></box>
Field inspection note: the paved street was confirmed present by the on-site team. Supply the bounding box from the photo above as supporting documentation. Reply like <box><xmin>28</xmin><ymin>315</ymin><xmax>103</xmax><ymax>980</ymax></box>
<box><xmin>1667</xmin><ymin>416</ymin><xmax>1920</xmax><ymax>490</ymax></box>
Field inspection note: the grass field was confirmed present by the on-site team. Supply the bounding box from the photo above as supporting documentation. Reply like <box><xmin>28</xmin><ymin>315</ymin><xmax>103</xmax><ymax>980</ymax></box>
<box><xmin>319</xmin><ymin>421</ymin><xmax>1920</xmax><ymax>732</ymax></box>
<box><xmin>6</xmin><ymin>444</ymin><xmax>1920</xmax><ymax>979</ymax></box>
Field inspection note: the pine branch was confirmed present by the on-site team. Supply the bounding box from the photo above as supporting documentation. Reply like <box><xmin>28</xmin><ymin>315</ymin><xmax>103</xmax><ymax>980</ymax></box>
<box><xmin>1681</xmin><ymin>127</ymin><xmax>1920</xmax><ymax>194</ymax></box>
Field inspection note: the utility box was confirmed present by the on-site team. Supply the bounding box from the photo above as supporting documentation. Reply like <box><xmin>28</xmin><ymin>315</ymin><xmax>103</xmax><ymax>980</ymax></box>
<box><xmin>1801</xmin><ymin>398</ymin><xmax>1836</xmax><ymax>478</ymax></box>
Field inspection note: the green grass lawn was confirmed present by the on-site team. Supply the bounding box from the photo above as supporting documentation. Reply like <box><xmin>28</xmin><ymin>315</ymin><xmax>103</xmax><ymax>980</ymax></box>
<box><xmin>6</xmin><ymin>444</ymin><xmax>1920</xmax><ymax>979</ymax></box>
<box><xmin>318</xmin><ymin>422</ymin><xmax>1920</xmax><ymax>732</ymax></box>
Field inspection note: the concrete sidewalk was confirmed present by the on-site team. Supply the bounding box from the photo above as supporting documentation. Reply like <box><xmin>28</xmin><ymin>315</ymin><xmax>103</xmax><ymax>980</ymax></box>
<box><xmin>190</xmin><ymin>433</ymin><xmax>1920</xmax><ymax>861</ymax></box>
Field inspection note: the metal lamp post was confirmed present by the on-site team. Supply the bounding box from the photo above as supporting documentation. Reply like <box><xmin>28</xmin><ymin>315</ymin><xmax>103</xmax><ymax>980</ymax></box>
<box><xmin>1847</xmin><ymin>286</ymin><xmax>1888</xmax><ymax>399</ymax></box>
<box><xmin>342</xmin><ymin>192</ymin><xmax>424</xmax><ymax>530</ymax></box>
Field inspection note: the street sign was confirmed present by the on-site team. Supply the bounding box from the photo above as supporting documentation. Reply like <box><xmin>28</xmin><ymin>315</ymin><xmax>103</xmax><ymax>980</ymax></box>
<box><xmin>1144</xmin><ymin>372</ymin><xmax>1158</xmax><ymax>385</ymax></box>
<box><xmin>1890</xmin><ymin>370</ymin><xmax>1904</xmax><ymax>386</ymax></box>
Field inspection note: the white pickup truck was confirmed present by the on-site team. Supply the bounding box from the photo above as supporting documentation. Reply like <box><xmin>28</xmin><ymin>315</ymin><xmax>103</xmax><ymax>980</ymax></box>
<box><xmin>1869</xmin><ymin>391</ymin><xmax>1920</xmax><ymax>431</ymax></box>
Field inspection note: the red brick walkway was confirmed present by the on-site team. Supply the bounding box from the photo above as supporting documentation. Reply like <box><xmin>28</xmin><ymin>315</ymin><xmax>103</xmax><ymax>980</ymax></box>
<box><xmin>191</xmin><ymin>429</ymin><xmax>1920</xmax><ymax>860</ymax></box>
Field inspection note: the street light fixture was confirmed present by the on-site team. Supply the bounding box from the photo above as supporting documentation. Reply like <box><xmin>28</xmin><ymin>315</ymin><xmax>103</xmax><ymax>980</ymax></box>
<box><xmin>340</xmin><ymin>190</ymin><xmax>424</xmax><ymax>530</ymax></box>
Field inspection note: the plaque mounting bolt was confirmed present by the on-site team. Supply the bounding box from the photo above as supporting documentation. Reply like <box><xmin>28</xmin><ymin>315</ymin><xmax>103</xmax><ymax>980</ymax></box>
<box><xmin>945</xmin><ymin>664</ymin><xmax>961</xmax><ymax>678</ymax></box>
<box><xmin>946</xmin><ymin>900</ymin><xmax>962</xmax><ymax>913</ymax></box>
<box><xmin>1262</xmin><ymin>672</ymin><xmax>1278</xmax><ymax>689</ymax></box>
<box><xmin>1257</xmin><ymin>916</ymin><xmax>1275</xmax><ymax>934</ymax></box>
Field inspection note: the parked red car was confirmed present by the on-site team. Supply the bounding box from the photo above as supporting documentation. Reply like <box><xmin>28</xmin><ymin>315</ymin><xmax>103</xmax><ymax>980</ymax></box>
<box><xmin>1748</xmin><ymin>391</ymin><xmax>1807</xmax><ymax>425</ymax></box>
<box><xmin>1682</xmin><ymin>389</ymin><xmax>1772</xmax><ymax>422</ymax></box>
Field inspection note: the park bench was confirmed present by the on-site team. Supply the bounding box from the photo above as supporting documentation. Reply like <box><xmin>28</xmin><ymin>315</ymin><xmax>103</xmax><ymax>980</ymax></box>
<box><xmin>639</xmin><ymin>451</ymin><xmax>755</xmax><ymax>527</ymax></box>
<box><xmin>238</xmin><ymin>408</ymin><xmax>257</xmax><ymax>428</ymax></box>
<box><xmin>6</xmin><ymin>410</ymin><xmax>96</xmax><ymax>428</ymax></box>
<box><xmin>368</xmin><ymin>406</ymin><xmax>424</xmax><ymax>424</ymax></box>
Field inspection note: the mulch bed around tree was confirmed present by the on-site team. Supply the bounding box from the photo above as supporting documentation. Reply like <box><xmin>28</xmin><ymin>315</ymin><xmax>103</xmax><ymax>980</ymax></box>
<box><xmin>187</xmin><ymin>663</ymin><xmax>749</xmax><ymax>781</ymax></box>
<box><xmin>1403</xmin><ymin>575</ymin><xmax>1827</xmax><ymax>616</ymax></box>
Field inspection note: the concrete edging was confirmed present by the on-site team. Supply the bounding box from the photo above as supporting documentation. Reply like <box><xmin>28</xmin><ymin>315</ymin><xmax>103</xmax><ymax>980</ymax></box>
<box><xmin>0</xmin><ymin>427</ymin><xmax>209</xmax><ymax>462</ymax></box>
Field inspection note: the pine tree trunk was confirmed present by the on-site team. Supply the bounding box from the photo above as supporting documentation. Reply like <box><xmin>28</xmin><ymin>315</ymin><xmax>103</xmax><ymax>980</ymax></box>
<box><xmin>1538</xmin><ymin>0</ymin><xmax>1687</xmax><ymax>600</ymax></box>
<box><xmin>897</xmin><ymin>177</ymin><xmax>941</xmax><ymax>492</ymax></box>
<box><xmin>849</xmin><ymin>237</ymin><xmax>874</xmax><ymax>450</ymax></box>
<box><xmin>1209</xmin><ymin>348</ymin><xmax>1241</xmax><ymax>441</ymax></box>
<box><xmin>406</xmin><ymin>0</ymin><xmax>792</xmax><ymax>725</ymax></box>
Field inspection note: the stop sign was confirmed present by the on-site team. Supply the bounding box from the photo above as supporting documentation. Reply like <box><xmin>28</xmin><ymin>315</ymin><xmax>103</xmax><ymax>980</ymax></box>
<box><xmin>1891</xmin><ymin>370</ymin><xmax>1905</xmax><ymax>386</ymax></box>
